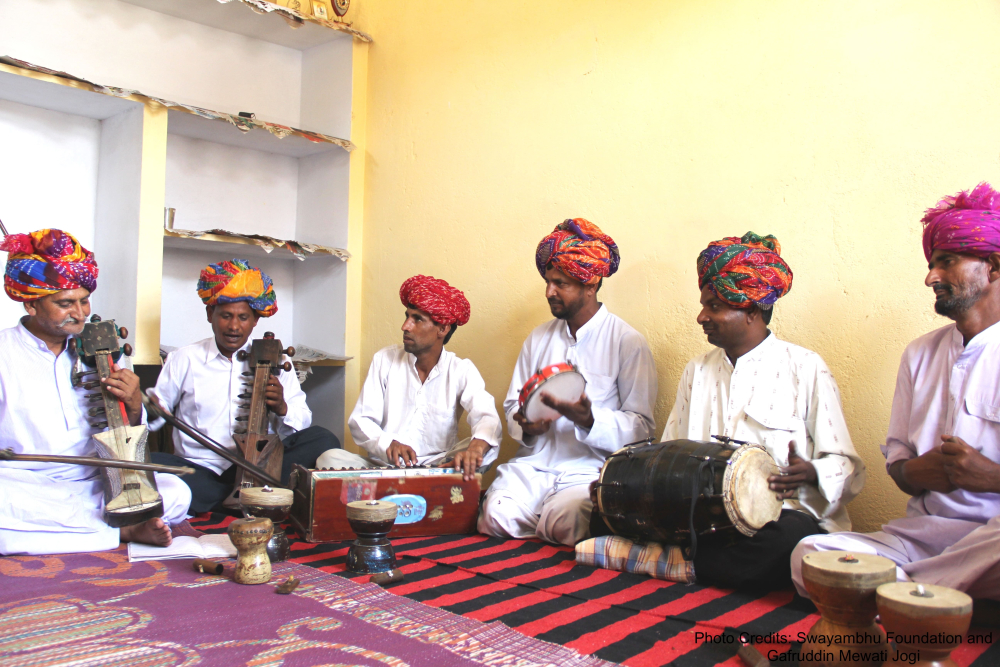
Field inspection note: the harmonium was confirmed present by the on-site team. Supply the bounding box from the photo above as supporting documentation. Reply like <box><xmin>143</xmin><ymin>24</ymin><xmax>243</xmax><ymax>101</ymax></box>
<box><xmin>288</xmin><ymin>464</ymin><xmax>482</xmax><ymax>542</ymax></box>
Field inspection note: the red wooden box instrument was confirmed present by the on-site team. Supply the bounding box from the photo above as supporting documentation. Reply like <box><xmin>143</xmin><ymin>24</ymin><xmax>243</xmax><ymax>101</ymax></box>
<box><xmin>223</xmin><ymin>332</ymin><xmax>294</xmax><ymax>509</ymax></box>
<box><xmin>72</xmin><ymin>315</ymin><xmax>162</xmax><ymax>527</ymax></box>
<box><xmin>288</xmin><ymin>464</ymin><xmax>481</xmax><ymax>542</ymax></box>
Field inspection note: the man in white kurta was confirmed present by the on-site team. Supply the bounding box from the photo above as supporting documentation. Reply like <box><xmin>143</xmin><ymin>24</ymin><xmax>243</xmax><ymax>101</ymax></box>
<box><xmin>792</xmin><ymin>183</ymin><xmax>1000</xmax><ymax>600</ymax></box>
<box><xmin>479</xmin><ymin>219</ymin><xmax>657</xmax><ymax>546</ymax></box>
<box><xmin>151</xmin><ymin>259</ymin><xmax>339</xmax><ymax>512</ymax></box>
<box><xmin>319</xmin><ymin>275</ymin><xmax>502</xmax><ymax>477</ymax></box>
<box><xmin>0</xmin><ymin>229</ymin><xmax>190</xmax><ymax>555</ymax></box>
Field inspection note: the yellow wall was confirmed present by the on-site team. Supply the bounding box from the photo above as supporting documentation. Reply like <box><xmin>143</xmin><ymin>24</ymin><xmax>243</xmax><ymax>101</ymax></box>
<box><xmin>350</xmin><ymin>0</ymin><xmax>1000</xmax><ymax>531</ymax></box>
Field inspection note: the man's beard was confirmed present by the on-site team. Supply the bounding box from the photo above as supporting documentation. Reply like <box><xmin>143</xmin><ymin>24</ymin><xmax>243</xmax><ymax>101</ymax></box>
<box><xmin>934</xmin><ymin>280</ymin><xmax>988</xmax><ymax>318</ymax></box>
<box><xmin>549</xmin><ymin>298</ymin><xmax>581</xmax><ymax>320</ymax></box>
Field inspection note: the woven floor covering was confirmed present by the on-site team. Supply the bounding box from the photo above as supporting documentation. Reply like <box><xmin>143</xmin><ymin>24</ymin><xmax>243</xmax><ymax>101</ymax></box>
<box><xmin>190</xmin><ymin>513</ymin><xmax>1000</xmax><ymax>666</ymax></box>
<box><xmin>0</xmin><ymin>547</ymin><xmax>616</xmax><ymax>667</ymax></box>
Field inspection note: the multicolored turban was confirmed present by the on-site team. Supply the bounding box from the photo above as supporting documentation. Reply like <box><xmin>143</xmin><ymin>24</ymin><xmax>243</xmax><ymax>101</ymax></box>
<box><xmin>0</xmin><ymin>229</ymin><xmax>99</xmax><ymax>302</ymax></box>
<box><xmin>399</xmin><ymin>275</ymin><xmax>470</xmax><ymax>326</ymax></box>
<box><xmin>197</xmin><ymin>259</ymin><xmax>277</xmax><ymax>317</ymax></box>
<box><xmin>921</xmin><ymin>182</ymin><xmax>1000</xmax><ymax>261</ymax></box>
<box><xmin>535</xmin><ymin>218</ymin><xmax>620</xmax><ymax>285</ymax></box>
<box><xmin>697</xmin><ymin>232</ymin><xmax>792</xmax><ymax>309</ymax></box>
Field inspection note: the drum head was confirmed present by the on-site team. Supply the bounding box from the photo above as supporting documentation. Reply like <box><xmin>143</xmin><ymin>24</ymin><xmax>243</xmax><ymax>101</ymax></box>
<box><xmin>722</xmin><ymin>445</ymin><xmax>782</xmax><ymax>536</ymax></box>
<box><xmin>877</xmin><ymin>582</ymin><xmax>972</xmax><ymax>617</ymax></box>
<box><xmin>523</xmin><ymin>371</ymin><xmax>586</xmax><ymax>422</ymax></box>
<box><xmin>801</xmin><ymin>551</ymin><xmax>897</xmax><ymax>589</ymax></box>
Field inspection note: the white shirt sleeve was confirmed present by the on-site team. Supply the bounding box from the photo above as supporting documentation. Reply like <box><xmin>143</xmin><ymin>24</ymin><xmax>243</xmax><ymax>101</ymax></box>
<box><xmin>273</xmin><ymin>357</ymin><xmax>311</xmax><ymax>438</ymax></box>
<box><xmin>458</xmin><ymin>359</ymin><xmax>502</xmax><ymax>465</ymax></box>
<box><xmin>148</xmin><ymin>352</ymin><xmax>183</xmax><ymax>433</ymax></box>
<box><xmin>661</xmin><ymin>361</ymin><xmax>695</xmax><ymax>441</ymax></box>
<box><xmin>576</xmin><ymin>331</ymin><xmax>658</xmax><ymax>452</ymax></box>
<box><xmin>348</xmin><ymin>351</ymin><xmax>395</xmax><ymax>462</ymax></box>
<box><xmin>503</xmin><ymin>337</ymin><xmax>536</xmax><ymax>446</ymax></box>
<box><xmin>882</xmin><ymin>348</ymin><xmax>917</xmax><ymax>471</ymax></box>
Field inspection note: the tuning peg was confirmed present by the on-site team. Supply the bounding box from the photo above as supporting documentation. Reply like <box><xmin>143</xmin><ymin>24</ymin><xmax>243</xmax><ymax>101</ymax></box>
<box><xmin>88</xmin><ymin>406</ymin><xmax>106</xmax><ymax>417</ymax></box>
<box><xmin>234</xmin><ymin>427</ymin><xmax>247</xmax><ymax>435</ymax></box>
<box><xmin>235</xmin><ymin>416</ymin><xmax>249</xmax><ymax>422</ymax></box>
<box><xmin>122</xmin><ymin>344</ymin><xmax>133</xmax><ymax>357</ymax></box>
<box><xmin>118</xmin><ymin>326</ymin><xmax>128</xmax><ymax>339</ymax></box>
<box><xmin>90</xmin><ymin>315</ymin><xmax>102</xmax><ymax>323</ymax></box>
<box><xmin>241</xmin><ymin>371</ymin><xmax>254</xmax><ymax>377</ymax></box>
<box><xmin>82</xmin><ymin>381</ymin><xmax>101</xmax><ymax>390</ymax></box>
<box><xmin>237</xmin><ymin>392</ymin><xmax>252</xmax><ymax>399</ymax></box>
<box><xmin>91</xmin><ymin>421</ymin><xmax>108</xmax><ymax>429</ymax></box>
<box><xmin>263</xmin><ymin>331</ymin><xmax>275</xmax><ymax>339</ymax></box>
<box><xmin>284</xmin><ymin>346</ymin><xmax>295</xmax><ymax>357</ymax></box>
<box><xmin>236</xmin><ymin>403</ymin><xmax>251</xmax><ymax>410</ymax></box>
<box><xmin>282</xmin><ymin>361</ymin><xmax>292</xmax><ymax>372</ymax></box>
<box><xmin>236</xmin><ymin>350</ymin><xmax>248</xmax><ymax>362</ymax></box>
<box><xmin>85</xmin><ymin>393</ymin><xmax>103</xmax><ymax>402</ymax></box>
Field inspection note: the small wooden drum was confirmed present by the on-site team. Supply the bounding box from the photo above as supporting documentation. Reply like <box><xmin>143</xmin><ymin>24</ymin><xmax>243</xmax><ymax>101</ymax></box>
<box><xmin>227</xmin><ymin>516</ymin><xmax>274</xmax><ymax>585</ymax></box>
<box><xmin>594</xmin><ymin>439</ymin><xmax>782</xmax><ymax>544</ymax></box>
<box><xmin>518</xmin><ymin>362</ymin><xmax>586</xmax><ymax>422</ymax></box>
<box><xmin>799</xmin><ymin>551</ymin><xmax>897</xmax><ymax>667</ymax></box>
<box><xmin>877</xmin><ymin>582</ymin><xmax>972</xmax><ymax>667</ymax></box>
<box><xmin>240</xmin><ymin>486</ymin><xmax>294</xmax><ymax>563</ymax></box>
<box><xmin>345</xmin><ymin>499</ymin><xmax>398</xmax><ymax>574</ymax></box>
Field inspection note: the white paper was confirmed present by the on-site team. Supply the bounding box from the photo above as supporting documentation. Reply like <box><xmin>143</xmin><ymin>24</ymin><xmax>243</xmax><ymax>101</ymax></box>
<box><xmin>127</xmin><ymin>533</ymin><xmax>236</xmax><ymax>562</ymax></box>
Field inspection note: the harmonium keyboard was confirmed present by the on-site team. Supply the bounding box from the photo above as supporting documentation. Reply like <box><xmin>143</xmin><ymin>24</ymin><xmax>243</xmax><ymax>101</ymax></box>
<box><xmin>288</xmin><ymin>464</ymin><xmax>482</xmax><ymax>542</ymax></box>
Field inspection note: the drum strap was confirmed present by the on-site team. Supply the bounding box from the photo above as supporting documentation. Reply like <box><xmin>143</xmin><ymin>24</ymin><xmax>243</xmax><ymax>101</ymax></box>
<box><xmin>688</xmin><ymin>457</ymin><xmax>715</xmax><ymax>560</ymax></box>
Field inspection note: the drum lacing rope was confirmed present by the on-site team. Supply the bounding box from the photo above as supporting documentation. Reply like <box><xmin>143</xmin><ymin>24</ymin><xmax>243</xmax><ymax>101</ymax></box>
<box><xmin>688</xmin><ymin>457</ymin><xmax>715</xmax><ymax>560</ymax></box>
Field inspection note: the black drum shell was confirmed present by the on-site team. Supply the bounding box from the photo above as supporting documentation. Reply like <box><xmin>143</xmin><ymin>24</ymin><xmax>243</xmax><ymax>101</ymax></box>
<box><xmin>596</xmin><ymin>439</ymin><xmax>741</xmax><ymax>545</ymax></box>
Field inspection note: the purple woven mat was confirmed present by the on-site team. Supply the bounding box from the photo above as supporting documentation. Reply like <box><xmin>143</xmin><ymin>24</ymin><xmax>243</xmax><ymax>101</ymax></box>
<box><xmin>0</xmin><ymin>549</ymin><xmax>617</xmax><ymax>667</ymax></box>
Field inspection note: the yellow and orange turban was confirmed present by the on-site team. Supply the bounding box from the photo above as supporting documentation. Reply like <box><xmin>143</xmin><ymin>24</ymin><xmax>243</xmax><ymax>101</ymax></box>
<box><xmin>0</xmin><ymin>229</ymin><xmax>98</xmax><ymax>302</ymax></box>
<box><xmin>399</xmin><ymin>275</ymin><xmax>470</xmax><ymax>326</ymax></box>
<box><xmin>535</xmin><ymin>218</ymin><xmax>620</xmax><ymax>285</ymax></box>
<box><xmin>197</xmin><ymin>259</ymin><xmax>277</xmax><ymax>317</ymax></box>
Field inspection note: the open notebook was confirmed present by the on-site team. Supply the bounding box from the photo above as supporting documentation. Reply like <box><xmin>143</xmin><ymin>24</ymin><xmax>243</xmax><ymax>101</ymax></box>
<box><xmin>128</xmin><ymin>534</ymin><xmax>236</xmax><ymax>562</ymax></box>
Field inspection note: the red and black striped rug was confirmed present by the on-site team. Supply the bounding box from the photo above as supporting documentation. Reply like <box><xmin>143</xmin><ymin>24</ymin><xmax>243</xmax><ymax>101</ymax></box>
<box><xmin>190</xmin><ymin>513</ymin><xmax>998</xmax><ymax>666</ymax></box>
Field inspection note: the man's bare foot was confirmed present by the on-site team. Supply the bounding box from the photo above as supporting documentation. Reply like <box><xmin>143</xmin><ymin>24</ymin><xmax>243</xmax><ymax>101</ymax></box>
<box><xmin>120</xmin><ymin>517</ymin><xmax>172</xmax><ymax>547</ymax></box>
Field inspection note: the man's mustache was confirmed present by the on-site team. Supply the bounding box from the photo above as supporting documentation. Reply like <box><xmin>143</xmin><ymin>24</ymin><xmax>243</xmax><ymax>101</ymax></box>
<box><xmin>58</xmin><ymin>317</ymin><xmax>81</xmax><ymax>327</ymax></box>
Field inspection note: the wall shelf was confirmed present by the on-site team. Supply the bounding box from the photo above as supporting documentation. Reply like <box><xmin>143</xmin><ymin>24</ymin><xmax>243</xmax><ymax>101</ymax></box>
<box><xmin>164</xmin><ymin>229</ymin><xmax>350</xmax><ymax>261</ymax></box>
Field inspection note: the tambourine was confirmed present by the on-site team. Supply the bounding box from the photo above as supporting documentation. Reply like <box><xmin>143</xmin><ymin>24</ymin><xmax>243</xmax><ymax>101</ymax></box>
<box><xmin>517</xmin><ymin>362</ymin><xmax>586</xmax><ymax>422</ymax></box>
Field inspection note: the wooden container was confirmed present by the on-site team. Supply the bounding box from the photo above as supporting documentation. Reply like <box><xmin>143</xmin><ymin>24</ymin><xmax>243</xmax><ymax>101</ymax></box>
<box><xmin>877</xmin><ymin>582</ymin><xmax>972</xmax><ymax>667</ymax></box>
<box><xmin>228</xmin><ymin>517</ymin><xmax>273</xmax><ymax>585</ymax></box>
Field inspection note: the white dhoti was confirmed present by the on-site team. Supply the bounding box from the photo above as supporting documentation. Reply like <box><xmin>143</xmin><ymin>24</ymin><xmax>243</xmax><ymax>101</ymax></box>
<box><xmin>0</xmin><ymin>469</ymin><xmax>192</xmax><ymax>556</ymax></box>
<box><xmin>791</xmin><ymin>514</ymin><xmax>1000</xmax><ymax>600</ymax></box>
<box><xmin>477</xmin><ymin>462</ymin><xmax>595</xmax><ymax>546</ymax></box>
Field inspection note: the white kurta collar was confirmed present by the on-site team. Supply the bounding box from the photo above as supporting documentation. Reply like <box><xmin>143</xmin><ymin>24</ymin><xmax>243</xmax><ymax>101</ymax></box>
<box><xmin>962</xmin><ymin>319</ymin><xmax>1000</xmax><ymax>353</ymax></box>
<box><xmin>561</xmin><ymin>303</ymin><xmax>608</xmax><ymax>344</ymax></box>
<box><xmin>202</xmin><ymin>336</ymin><xmax>250</xmax><ymax>365</ymax></box>
<box><xmin>16</xmin><ymin>318</ymin><xmax>70</xmax><ymax>358</ymax></box>
<box><xmin>406</xmin><ymin>348</ymin><xmax>449</xmax><ymax>384</ymax></box>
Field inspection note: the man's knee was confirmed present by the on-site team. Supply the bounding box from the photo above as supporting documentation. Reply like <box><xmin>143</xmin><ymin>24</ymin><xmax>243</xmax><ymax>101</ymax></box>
<box><xmin>478</xmin><ymin>491</ymin><xmax>536</xmax><ymax>539</ymax></box>
<box><xmin>315</xmin><ymin>448</ymin><xmax>370</xmax><ymax>470</ymax></box>
<box><xmin>537</xmin><ymin>487</ymin><xmax>591</xmax><ymax>546</ymax></box>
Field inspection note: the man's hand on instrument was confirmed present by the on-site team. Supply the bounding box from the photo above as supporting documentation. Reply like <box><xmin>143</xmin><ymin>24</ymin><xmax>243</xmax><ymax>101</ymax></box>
<box><xmin>452</xmin><ymin>438</ymin><xmax>489</xmax><ymax>481</ymax></box>
<box><xmin>539</xmin><ymin>391</ymin><xmax>595</xmax><ymax>430</ymax></box>
<box><xmin>513</xmin><ymin>410</ymin><xmax>553</xmax><ymax>436</ymax></box>
<box><xmin>940</xmin><ymin>435</ymin><xmax>1000</xmax><ymax>493</ymax></box>
<box><xmin>768</xmin><ymin>442</ymin><xmax>817</xmax><ymax>500</ymax></box>
<box><xmin>387</xmin><ymin>441</ymin><xmax>418</xmax><ymax>467</ymax></box>
<box><xmin>264</xmin><ymin>376</ymin><xmax>288</xmax><ymax>416</ymax></box>
<box><xmin>895</xmin><ymin>447</ymin><xmax>956</xmax><ymax>495</ymax></box>
<box><xmin>103</xmin><ymin>363</ymin><xmax>143</xmax><ymax>426</ymax></box>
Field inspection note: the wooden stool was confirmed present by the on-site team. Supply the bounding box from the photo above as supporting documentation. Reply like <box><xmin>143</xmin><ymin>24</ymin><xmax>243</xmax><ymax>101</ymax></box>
<box><xmin>877</xmin><ymin>582</ymin><xmax>972</xmax><ymax>667</ymax></box>
<box><xmin>800</xmin><ymin>551</ymin><xmax>897</xmax><ymax>667</ymax></box>
<box><xmin>240</xmin><ymin>486</ymin><xmax>294</xmax><ymax>562</ymax></box>
<box><xmin>228</xmin><ymin>516</ymin><xmax>273</xmax><ymax>585</ymax></box>
<box><xmin>345</xmin><ymin>499</ymin><xmax>398</xmax><ymax>574</ymax></box>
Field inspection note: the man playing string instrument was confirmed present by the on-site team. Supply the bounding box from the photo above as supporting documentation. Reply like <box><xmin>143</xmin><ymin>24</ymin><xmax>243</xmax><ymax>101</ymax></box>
<box><xmin>150</xmin><ymin>259</ymin><xmax>341</xmax><ymax>513</ymax></box>
<box><xmin>0</xmin><ymin>229</ymin><xmax>191</xmax><ymax>554</ymax></box>
<box><xmin>319</xmin><ymin>275</ymin><xmax>502</xmax><ymax>479</ymax></box>
<box><xmin>659</xmin><ymin>232</ymin><xmax>864</xmax><ymax>590</ymax></box>
<box><xmin>792</xmin><ymin>183</ymin><xmax>1000</xmax><ymax>600</ymax></box>
<box><xmin>478</xmin><ymin>219</ymin><xmax>657</xmax><ymax>546</ymax></box>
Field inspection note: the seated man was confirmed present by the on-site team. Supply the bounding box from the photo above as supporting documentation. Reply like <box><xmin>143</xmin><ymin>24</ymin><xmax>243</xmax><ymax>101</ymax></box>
<box><xmin>0</xmin><ymin>229</ymin><xmax>191</xmax><ymax>554</ymax></box>
<box><xmin>792</xmin><ymin>183</ymin><xmax>1000</xmax><ymax>600</ymax></box>
<box><xmin>662</xmin><ymin>232</ymin><xmax>864</xmax><ymax>591</ymax></box>
<box><xmin>318</xmin><ymin>275</ymin><xmax>502</xmax><ymax>478</ymax></box>
<box><xmin>151</xmin><ymin>259</ymin><xmax>340</xmax><ymax>513</ymax></box>
<box><xmin>478</xmin><ymin>219</ymin><xmax>657</xmax><ymax>546</ymax></box>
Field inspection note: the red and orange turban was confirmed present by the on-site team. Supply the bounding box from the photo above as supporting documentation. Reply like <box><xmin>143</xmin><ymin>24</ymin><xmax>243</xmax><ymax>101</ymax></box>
<box><xmin>197</xmin><ymin>259</ymin><xmax>278</xmax><ymax>317</ymax></box>
<box><xmin>399</xmin><ymin>275</ymin><xmax>470</xmax><ymax>326</ymax></box>
<box><xmin>535</xmin><ymin>218</ymin><xmax>620</xmax><ymax>285</ymax></box>
<box><xmin>921</xmin><ymin>182</ymin><xmax>1000</xmax><ymax>261</ymax></box>
<box><xmin>0</xmin><ymin>229</ymin><xmax>99</xmax><ymax>302</ymax></box>
<box><xmin>697</xmin><ymin>232</ymin><xmax>792</xmax><ymax>309</ymax></box>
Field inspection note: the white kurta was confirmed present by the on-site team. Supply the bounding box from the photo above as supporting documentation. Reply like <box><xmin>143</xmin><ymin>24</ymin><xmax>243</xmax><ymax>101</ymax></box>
<box><xmin>793</xmin><ymin>321</ymin><xmax>1000</xmax><ymax>599</ymax></box>
<box><xmin>480</xmin><ymin>305</ymin><xmax>657</xmax><ymax>543</ymax></box>
<box><xmin>663</xmin><ymin>333</ymin><xmax>864</xmax><ymax>533</ymax></box>
<box><xmin>346</xmin><ymin>345</ymin><xmax>502</xmax><ymax>465</ymax></box>
<box><xmin>150</xmin><ymin>337</ymin><xmax>310</xmax><ymax>475</ymax></box>
<box><xmin>0</xmin><ymin>321</ymin><xmax>191</xmax><ymax>555</ymax></box>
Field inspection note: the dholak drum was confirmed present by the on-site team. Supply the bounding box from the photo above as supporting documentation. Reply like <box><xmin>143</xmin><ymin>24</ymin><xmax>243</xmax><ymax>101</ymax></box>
<box><xmin>877</xmin><ymin>582</ymin><xmax>972</xmax><ymax>667</ymax></box>
<box><xmin>799</xmin><ymin>551</ymin><xmax>897</xmax><ymax>667</ymax></box>
<box><xmin>518</xmin><ymin>362</ymin><xmax>586</xmax><ymax>422</ymax></box>
<box><xmin>594</xmin><ymin>439</ymin><xmax>782</xmax><ymax>544</ymax></box>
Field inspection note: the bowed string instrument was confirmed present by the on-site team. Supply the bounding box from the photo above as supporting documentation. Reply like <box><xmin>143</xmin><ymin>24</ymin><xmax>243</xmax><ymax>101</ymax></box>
<box><xmin>223</xmin><ymin>332</ymin><xmax>295</xmax><ymax>509</ymax></box>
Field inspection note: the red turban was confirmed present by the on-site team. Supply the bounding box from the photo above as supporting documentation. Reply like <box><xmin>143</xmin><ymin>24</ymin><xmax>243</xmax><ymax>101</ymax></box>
<box><xmin>399</xmin><ymin>275</ymin><xmax>470</xmax><ymax>326</ymax></box>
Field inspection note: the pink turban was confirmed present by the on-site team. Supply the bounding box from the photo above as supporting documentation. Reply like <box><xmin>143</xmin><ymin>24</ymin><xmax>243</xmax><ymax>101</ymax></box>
<box><xmin>922</xmin><ymin>182</ymin><xmax>1000</xmax><ymax>261</ymax></box>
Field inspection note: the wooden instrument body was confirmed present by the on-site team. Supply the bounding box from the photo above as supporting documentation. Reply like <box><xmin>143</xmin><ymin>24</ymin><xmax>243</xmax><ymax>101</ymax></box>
<box><xmin>224</xmin><ymin>333</ymin><xmax>290</xmax><ymax>509</ymax></box>
<box><xmin>799</xmin><ymin>551</ymin><xmax>897</xmax><ymax>667</ymax></box>
<box><xmin>228</xmin><ymin>516</ymin><xmax>273</xmax><ymax>584</ymax></box>
<box><xmin>877</xmin><ymin>582</ymin><xmax>972</xmax><ymax>667</ymax></box>
<box><xmin>76</xmin><ymin>318</ymin><xmax>162</xmax><ymax>528</ymax></box>
<box><xmin>289</xmin><ymin>464</ymin><xmax>481</xmax><ymax>542</ymax></box>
